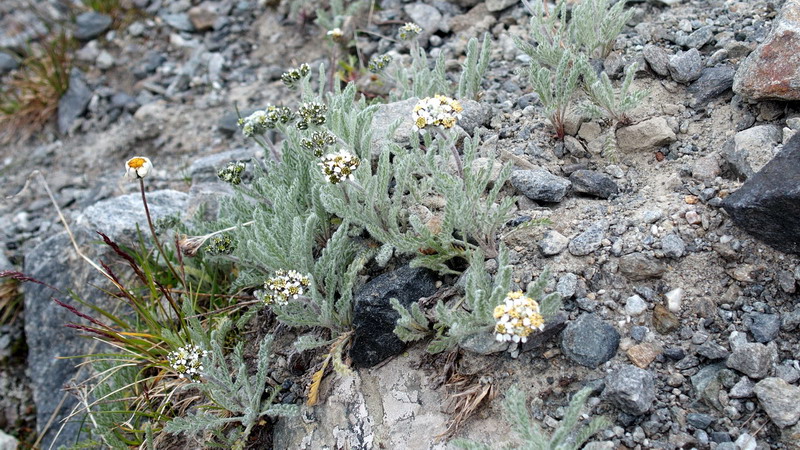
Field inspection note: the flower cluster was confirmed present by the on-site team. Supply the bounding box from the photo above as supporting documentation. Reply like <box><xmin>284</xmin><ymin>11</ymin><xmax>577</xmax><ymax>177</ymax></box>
<box><xmin>296</xmin><ymin>102</ymin><xmax>327</xmax><ymax>130</ymax></box>
<box><xmin>125</xmin><ymin>156</ymin><xmax>152</xmax><ymax>180</ymax></box>
<box><xmin>217</xmin><ymin>161</ymin><xmax>246</xmax><ymax>185</ymax></box>
<box><xmin>205</xmin><ymin>235</ymin><xmax>235</xmax><ymax>255</ymax></box>
<box><xmin>301</xmin><ymin>130</ymin><xmax>337</xmax><ymax>157</ymax></box>
<box><xmin>411</xmin><ymin>95</ymin><xmax>463</xmax><ymax>133</ymax></box>
<box><xmin>398</xmin><ymin>22</ymin><xmax>422</xmax><ymax>40</ymax></box>
<box><xmin>281</xmin><ymin>63</ymin><xmax>310</xmax><ymax>89</ymax></box>
<box><xmin>237</xmin><ymin>106</ymin><xmax>294</xmax><ymax>137</ymax></box>
<box><xmin>368</xmin><ymin>54</ymin><xmax>393</xmax><ymax>73</ymax></box>
<box><xmin>319</xmin><ymin>150</ymin><xmax>360</xmax><ymax>184</ymax></box>
<box><xmin>493</xmin><ymin>291</ymin><xmax>545</xmax><ymax>343</ymax></box>
<box><xmin>263</xmin><ymin>270</ymin><xmax>311</xmax><ymax>306</ymax></box>
<box><xmin>327</xmin><ymin>28</ymin><xmax>344</xmax><ymax>40</ymax></box>
<box><xmin>167</xmin><ymin>344</ymin><xmax>208</xmax><ymax>380</ymax></box>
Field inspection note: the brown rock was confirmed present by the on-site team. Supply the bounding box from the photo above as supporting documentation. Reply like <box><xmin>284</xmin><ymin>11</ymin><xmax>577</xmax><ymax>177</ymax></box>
<box><xmin>188</xmin><ymin>5</ymin><xmax>218</xmax><ymax>31</ymax></box>
<box><xmin>653</xmin><ymin>304</ymin><xmax>680</xmax><ymax>334</ymax></box>
<box><xmin>627</xmin><ymin>343</ymin><xmax>661</xmax><ymax>368</ymax></box>
<box><xmin>733</xmin><ymin>0</ymin><xmax>800</xmax><ymax>101</ymax></box>
<box><xmin>618</xmin><ymin>252</ymin><xmax>665</xmax><ymax>281</ymax></box>
<box><xmin>616</xmin><ymin>117</ymin><xmax>677</xmax><ymax>152</ymax></box>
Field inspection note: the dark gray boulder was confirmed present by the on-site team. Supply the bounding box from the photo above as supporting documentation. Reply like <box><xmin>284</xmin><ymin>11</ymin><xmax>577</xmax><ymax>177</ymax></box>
<box><xmin>561</xmin><ymin>313</ymin><xmax>620</xmax><ymax>368</ymax></box>
<box><xmin>722</xmin><ymin>134</ymin><xmax>800</xmax><ymax>254</ymax></box>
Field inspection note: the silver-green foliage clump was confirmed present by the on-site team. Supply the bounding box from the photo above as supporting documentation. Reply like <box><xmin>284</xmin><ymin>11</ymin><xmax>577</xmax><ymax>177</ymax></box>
<box><xmin>452</xmin><ymin>386</ymin><xmax>609</xmax><ymax>450</ymax></box>
<box><xmin>164</xmin><ymin>319</ymin><xmax>298</xmax><ymax>449</ymax></box>
<box><xmin>514</xmin><ymin>0</ymin><xmax>646</xmax><ymax>138</ymax></box>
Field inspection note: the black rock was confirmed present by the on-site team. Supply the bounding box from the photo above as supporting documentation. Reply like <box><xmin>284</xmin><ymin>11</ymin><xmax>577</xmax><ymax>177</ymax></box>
<box><xmin>74</xmin><ymin>12</ymin><xmax>112</xmax><ymax>41</ymax></box>
<box><xmin>603</xmin><ymin>364</ymin><xmax>656</xmax><ymax>415</ymax></box>
<box><xmin>688</xmin><ymin>66</ymin><xmax>735</xmax><ymax>106</ymax></box>
<box><xmin>560</xmin><ymin>313</ymin><xmax>620</xmax><ymax>368</ymax></box>
<box><xmin>57</xmin><ymin>69</ymin><xmax>93</xmax><ymax>134</ymax></box>
<box><xmin>350</xmin><ymin>266</ymin><xmax>438</xmax><ymax>368</ymax></box>
<box><xmin>569</xmin><ymin>170</ymin><xmax>619</xmax><ymax>199</ymax></box>
<box><xmin>722</xmin><ymin>134</ymin><xmax>800</xmax><ymax>254</ymax></box>
<box><xmin>744</xmin><ymin>312</ymin><xmax>781</xmax><ymax>343</ymax></box>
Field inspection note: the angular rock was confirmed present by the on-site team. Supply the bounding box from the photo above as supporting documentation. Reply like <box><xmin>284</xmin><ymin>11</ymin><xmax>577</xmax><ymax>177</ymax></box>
<box><xmin>188</xmin><ymin>5</ymin><xmax>219</xmax><ymax>31</ymax></box>
<box><xmin>688</xmin><ymin>66</ymin><xmax>735</xmax><ymax>106</ymax></box>
<box><xmin>731</xmin><ymin>124</ymin><xmax>783</xmax><ymax>176</ymax></box>
<box><xmin>627</xmin><ymin>343</ymin><xmax>660</xmax><ymax>368</ymax></box>
<box><xmin>669</xmin><ymin>48</ymin><xmax>703</xmax><ymax>83</ymax></box>
<box><xmin>521</xmin><ymin>312</ymin><xmax>567</xmax><ymax>353</ymax></box>
<box><xmin>460</xmin><ymin>330</ymin><xmax>508</xmax><ymax>355</ymax></box>
<box><xmin>753</xmin><ymin>377</ymin><xmax>800</xmax><ymax>428</ymax></box>
<box><xmin>538</xmin><ymin>230</ymin><xmax>569</xmax><ymax>256</ymax></box>
<box><xmin>729</xmin><ymin>376</ymin><xmax>756</xmax><ymax>398</ymax></box>
<box><xmin>696</xmin><ymin>341</ymin><xmax>730</xmax><ymax>360</ymax></box>
<box><xmin>722</xmin><ymin>134</ymin><xmax>800</xmax><ymax>254</ymax></box>
<box><xmin>745</xmin><ymin>313</ymin><xmax>781</xmax><ymax>343</ymax></box>
<box><xmin>569</xmin><ymin>170</ymin><xmax>619</xmax><ymax>199</ymax></box>
<box><xmin>643</xmin><ymin>45</ymin><xmax>670</xmax><ymax>76</ymax></box>
<box><xmin>625</xmin><ymin>295</ymin><xmax>647</xmax><ymax>316</ymax></box>
<box><xmin>74</xmin><ymin>12</ymin><xmax>112</xmax><ymax>41</ymax></box>
<box><xmin>404</xmin><ymin>3</ymin><xmax>443</xmax><ymax>33</ymax></box>
<box><xmin>162</xmin><ymin>13</ymin><xmax>195</xmax><ymax>32</ymax></box>
<box><xmin>556</xmin><ymin>273</ymin><xmax>578</xmax><ymax>299</ymax></box>
<box><xmin>568</xmin><ymin>221</ymin><xmax>607</xmax><ymax>256</ymax></box>
<box><xmin>618</xmin><ymin>252</ymin><xmax>665</xmax><ymax>280</ymax></box>
<box><xmin>603</xmin><ymin>365</ymin><xmax>656</xmax><ymax>415</ymax></box>
<box><xmin>652</xmin><ymin>304</ymin><xmax>680</xmax><ymax>334</ymax></box>
<box><xmin>726</xmin><ymin>342</ymin><xmax>778</xmax><ymax>379</ymax></box>
<box><xmin>350</xmin><ymin>266</ymin><xmax>438</xmax><ymax>367</ymax></box>
<box><xmin>616</xmin><ymin>117</ymin><xmax>677</xmax><ymax>152</ymax></box>
<box><xmin>680</xmin><ymin>25</ymin><xmax>714</xmax><ymax>49</ymax></box>
<box><xmin>687</xmin><ymin>412</ymin><xmax>715</xmax><ymax>429</ymax></box>
<box><xmin>511</xmin><ymin>169</ymin><xmax>571</xmax><ymax>203</ymax></box>
<box><xmin>733</xmin><ymin>0</ymin><xmax>800</xmax><ymax>101</ymax></box>
<box><xmin>57</xmin><ymin>69</ymin><xmax>92</xmax><ymax>134</ymax></box>
<box><xmin>661</xmin><ymin>234</ymin><xmax>686</xmax><ymax>258</ymax></box>
<box><xmin>692</xmin><ymin>153</ymin><xmax>721</xmax><ymax>182</ymax></box>
<box><xmin>560</xmin><ymin>313</ymin><xmax>620</xmax><ymax>368</ymax></box>
<box><xmin>691</xmin><ymin>364</ymin><xmax>726</xmax><ymax>410</ymax></box>
<box><xmin>24</xmin><ymin>190</ymin><xmax>187</xmax><ymax>449</ymax></box>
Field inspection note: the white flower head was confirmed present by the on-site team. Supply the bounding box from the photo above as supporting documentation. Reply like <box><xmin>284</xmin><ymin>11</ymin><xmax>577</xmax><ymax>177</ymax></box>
<box><xmin>319</xmin><ymin>150</ymin><xmax>360</xmax><ymax>184</ymax></box>
<box><xmin>327</xmin><ymin>28</ymin><xmax>344</xmax><ymax>39</ymax></box>
<box><xmin>411</xmin><ymin>95</ymin><xmax>463</xmax><ymax>134</ymax></box>
<box><xmin>125</xmin><ymin>156</ymin><xmax>153</xmax><ymax>180</ymax></box>
<box><xmin>492</xmin><ymin>291</ymin><xmax>545</xmax><ymax>344</ymax></box>
<box><xmin>398</xmin><ymin>22</ymin><xmax>422</xmax><ymax>40</ymax></box>
<box><xmin>168</xmin><ymin>344</ymin><xmax>208</xmax><ymax>381</ymax></box>
<box><xmin>264</xmin><ymin>269</ymin><xmax>311</xmax><ymax>306</ymax></box>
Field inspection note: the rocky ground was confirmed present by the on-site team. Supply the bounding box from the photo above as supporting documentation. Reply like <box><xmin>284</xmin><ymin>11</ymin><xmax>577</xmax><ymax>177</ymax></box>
<box><xmin>2</xmin><ymin>0</ymin><xmax>800</xmax><ymax>448</ymax></box>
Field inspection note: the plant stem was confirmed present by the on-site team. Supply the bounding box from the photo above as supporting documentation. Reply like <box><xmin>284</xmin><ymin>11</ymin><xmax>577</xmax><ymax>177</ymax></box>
<box><xmin>139</xmin><ymin>178</ymin><xmax>183</xmax><ymax>290</ymax></box>
<box><xmin>435</xmin><ymin>127</ymin><xmax>464</xmax><ymax>179</ymax></box>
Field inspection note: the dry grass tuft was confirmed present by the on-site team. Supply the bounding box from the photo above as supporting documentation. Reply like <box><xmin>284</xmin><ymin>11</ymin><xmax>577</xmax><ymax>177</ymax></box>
<box><xmin>435</xmin><ymin>351</ymin><xmax>497</xmax><ymax>440</ymax></box>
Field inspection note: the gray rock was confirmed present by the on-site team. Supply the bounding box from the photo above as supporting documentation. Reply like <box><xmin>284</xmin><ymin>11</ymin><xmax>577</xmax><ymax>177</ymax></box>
<box><xmin>721</xmin><ymin>134</ymin><xmax>800</xmax><ymax>254</ymax></box>
<box><xmin>188</xmin><ymin>148</ymin><xmax>258</xmax><ymax>184</ymax></box>
<box><xmin>729</xmin><ymin>376</ymin><xmax>756</xmax><ymax>398</ymax></box>
<box><xmin>688</xmin><ymin>66</ymin><xmax>735</xmax><ymax>106</ymax></box>
<box><xmin>603</xmin><ymin>365</ymin><xmax>656</xmax><ymax>415</ymax></box>
<box><xmin>486</xmin><ymin>0</ymin><xmax>518</xmax><ymax>11</ymax></box>
<box><xmin>661</xmin><ymin>234</ymin><xmax>686</xmax><ymax>258</ymax></box>
<box><xmin>687</xmin><ymin>412</ymin><xmax>715</xmax><ymax>429</ymax></box>
<box><xmin>691</xmin><ymin>153</ymin><xmax>722</xmax><ymax>182</ymax></box>
<box><xmin>521</xmin><ymin>312</ymin><xmax>567</xmax><ymax>353</ymax></box>
<box><xmin>539</xmin><ymin>230</ymin><xmax>569</xmax><ymax>256</ymax></box>
<box><xmin>460</xmin><ymin>330</ymin><xmax>509</xmax><ymax>355</ymax></box>
<box><xmin>783</xmin><ymin>307</ymin><xmax>800</xmax><ymax>331</ymax></box>
<box><xmin>561</xmin><ymin>313</ymin><xmax>620</xmax><ymax>368</ymax></box>
<box><xmin>568</xmin><ymin>221</ymin><xmax>607</xmax><ymax>256</ymax></box>
<box><xmin>753</xmin><ymin>377</ymin><xmax>800</xmax><ymax>428</ymax></box>
<box><xmin>726</xmin><ymin>342</ymin><xmax>778</xmax><ymax>379</ymax></box>
<box><xmin>618</xmin><ymin>252</ymin><xmax>665</xmax><ymax>281</ymax></box>
<box><xmin>0</xmin><ymin>52</ymin><xmax>19</xmax><ymax>75</ymax></box>
<box><xmin>691</xmin><ymin>363</ymin><xmax>727</xmax><ymax>410</ymax></box>
<box><xmin>745</xmin><ymin>313</ymin><xmax>781</xmax><ymax>343</ymax></box>
<box><xmin>24</xmin><ymin>190</ymin><xmax>187</xmax><ymax>449</ymax></box>
<box><xmin>569</xmin><ymin>170</ymin><xmax>619</xmax><ymax>199</ymax></box>
<box><xmin>162</xmin><ymin>13</ymin><xmax>195</xmax><ymax>32</ymax></box>
<box><xmin>776</xmin><ymin>363</ymin><xmax>800</xmax><ymax>384</ymax></box>
<box><xmin>728</xmin><ymin>124</ymin><xmax>783</xmax><ymax>177</ymax></box>
<box><xmin>370</xmin><ymin>97</ymin><xmax>419</xmax><ymax>159</ymax></box>
<box><xmin>457</xmin><ymin>99</ymin><xmax>491</xmax><ymax>135</ymax></box>
<box><xmin>696</xmin><ymin>341</ymin><xmax>730</xmax><ymax>360</ymax></box>
<box><xmin>643</xmin><ymin>45</ymin><xmax>670</xmax><ymax>76</ymax></box>
<box><xmin>669</xmin><ymin>48</ymin><xmax>703</xmax><ymax>83</ymax></box>
<box><xmin>0</xmin><ymin>430</ymin><xmax>17</xmax><ymax>450</ymax></box>
<box><xmin>511</xmin><ymin>169</ymin><xmax>571</xmax><ymax>203</ymax></box>
<box><xmin>733</xmin><ymin>0</ymin><xmax>800</xmax><ymax>101</ymax></box>
<box><xmin>350</xmin><ymin>266</ymin><xmax>438</xmax><ymax>367</ymax></box>
<box><xmin>680</xmin><ymin>25</ymin><xmax>714</xmax><ymax>49</ymax></box>
<box><xmin>556</xmin><ymin>273</ymin><xmax>578</xmax><ymax>299</ymax></box>
<box><xmin>404</xmin><ymin>4</ymin><xmax>443</xmax><ymax>33</ymax></box>
<box><xmin>74</xmin><ymin>12</ymin><xmax>112</xmax><ymax>41</ymax></box>
<box><xmin>616</xmin><ymin>117</ymin><xmax>677</xmax><ymax>152</ymax></box>
<box><xmin>625</xmin><ymin>295</ymin><xmax>648</xmax><ymax>316</ymax></box>
<box><xmin>57</xmin><ymin>69</ymin><xmax>93</xmax><ymax>134</ymax></box>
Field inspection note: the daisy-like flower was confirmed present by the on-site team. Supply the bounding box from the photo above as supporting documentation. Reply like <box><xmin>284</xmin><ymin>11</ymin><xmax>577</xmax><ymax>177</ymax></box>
<box><xmin>125</xmin><ymin>156</ymin><xmax>153</xmax><ymax>180</ymax></box>
<box><xmin>217</xmin><ymin>161</ymin><xmax>246</xmax><ymax>185</ymax></box>
<box><xmin>367</xmin><ymin>54</ymin><xmax>392</xmax><ymax>73</ymax></box>
<box><xmin>281</xmin><ymin>63</ymin><xmax>311</xmax><ymax>89</ymax></box>
<box><xmin>167</xmin><ymin>344</ymin><xmax>208</xmax><ymax>380</ymax></box>
<box><xmin>319</xmin><ymin>150</ymin><xmax>360</xmax><ymax>184</ymax></box>
<box><xmin>327</xmin><ymin>28</ymin><xmax>344</xmax><ymax>40</ymax></box>
<box><xmin>398</xmin><ymin>22</ymin><xmax>422</xmax><ymax>40</ymax></box>
<box><xmin>411</xmin><ymin>95</ymin><xmax>463</xmax><ymax>134</ymax></box>
<box><xmin>264</xmin><ymin>269</ymin><xmax>311</xmax><ymax>306</ymax></box>
<box><xmin>493</xmin><ymin>291</ymin><xmax>546</xmax><ymax>344</ymax></box>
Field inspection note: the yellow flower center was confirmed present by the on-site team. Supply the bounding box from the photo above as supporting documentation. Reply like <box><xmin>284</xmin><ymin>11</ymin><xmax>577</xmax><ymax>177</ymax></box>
<box><xmin>128</xmin><ymin>158</ymin><xmax>146</xmax><ymax>169</ymax></box>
